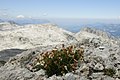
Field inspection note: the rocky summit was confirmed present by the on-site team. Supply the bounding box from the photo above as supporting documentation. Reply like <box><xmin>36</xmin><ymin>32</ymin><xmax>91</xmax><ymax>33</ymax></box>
<box><xmin>0</xmin><ymin>23</ymin><xmax>76</xmax><ymax>51</ymax></box>
<box><xmin>0</xmin><ymin>22</ymin><xmax>120</xmax><ymax>80</ymax></box>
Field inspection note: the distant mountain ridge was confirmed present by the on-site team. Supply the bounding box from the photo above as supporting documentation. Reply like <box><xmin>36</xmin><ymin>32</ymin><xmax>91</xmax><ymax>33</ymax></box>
<box><xmin>0</xmin><ymin>22</ymin><xmax>21</xmax><ymax>31</ymax></box>
<box><xmin>57</xmin><ymin>23</ymin><xmax>120</xmax><ymax>37</ymax></box>
<box><xmin>0</xmin><ymin>18</ymin><xmax>50</xmax><ymax>25</ymax></box>
<box><xmin>1</xmin><ymin>19</ymin><xmax>120</xmax><ymax>37</ymax></box>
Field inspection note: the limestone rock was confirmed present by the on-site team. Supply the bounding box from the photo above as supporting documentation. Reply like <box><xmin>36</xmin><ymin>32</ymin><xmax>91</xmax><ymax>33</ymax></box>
<box><xmin>94</xmin><ymin>63</ymin><xmax>104</xmax><ymax>70</ymax></box>
<box><xmin>64</xmin><ymin>73</ymin><xmax>76</xmax><ymax>80</ymax></box>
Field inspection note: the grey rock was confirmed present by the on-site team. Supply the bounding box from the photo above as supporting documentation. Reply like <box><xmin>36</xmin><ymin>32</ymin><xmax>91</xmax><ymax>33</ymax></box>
<box><xmin>79</xmin><ymin>76</ymin><xmax>89</xmax><ymax>80</ymax></box>
<box><xmin>102</xmin><ymin>76</ymin><xmax>115</xmax><ymax>80</ymax></box>
<box><xmin>35</xmin><ymin>69</ymin><xmax>45</xmax><ymax>76</ymax></box>
<box><xmin>78</xmin><ymin>63</ymin><xmax>89</xmax><ymax>77</ymax></box>
<box><xmin>0</xmin><ymin>26</ymin><xmax>120</xmax><ymax>80</ymax></box>
<box><xmin>94</xmin><ymin>63</ymin><xmax>104</xmax><ymax>70</ymax></box>
<box><xmin>64</xmin><ymin>73</ymin><xmax>76</xmax><ymax>80</ymax></box>
<box><xmin>91</xmin><ymin>72</ymin><xmax>104</xmax><ymax>79</ymax></box>
<box><xmin>0</xmin><ymin>49</ymin><xmax>27</xmax><ymax>65</ymax></box>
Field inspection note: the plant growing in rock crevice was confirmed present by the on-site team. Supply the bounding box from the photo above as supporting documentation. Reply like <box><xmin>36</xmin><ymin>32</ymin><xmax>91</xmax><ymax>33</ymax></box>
<box><xmin>31</xmin><ymin>44</ymin><xmax>84</xmax><ymax>77</ymax></box>
<box><xmin>91</xmin><ymin>67</ymin><xmax>116</xmax><ymax>77</ymax></box>
<box><xmin>103</xmin><ymin>68</ymin><xmax>116</xmax><ymax>77</ymax></box>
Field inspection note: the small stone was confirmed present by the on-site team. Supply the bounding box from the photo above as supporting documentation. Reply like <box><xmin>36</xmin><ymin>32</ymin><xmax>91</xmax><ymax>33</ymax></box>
<box><xmin>116</xmin><ymin>78</ymin><xmax>120</xmax><ymax>80</ymax></box>
<box><xmin>35</xmin><ymin>69</ymin><xmax>45</xmax><ymax>76</ymax></box>
<box><xmin>79</xmin><ymin>76</ymin><xmax>89</xmax><ymax>80</ymax></box>
<box><xmin>94</xmin><ymin>63</ymin><xmax>104</xmax><ymax>70</ymax></box>
<box><xmin>91</xmin><ymin>72</ymin><xmax>104</xmax><ymax>79</ymax></box>
<box><xmin>102</xmin><ymin>76</ymin><xmax>115</xmax><ymax>80</ymax></box>
<box><xmin>64</xmin><ymin>73</ymin><xmax>76</xmax><ymax>80</ymax></box>
<box><xmin>24</xmin><ymin>72</ymin><xmax>34</xmax><ymax>79</ymax></box>
<box><xmin>79</xmin><ymin>64</ymin><xmax>89</xmax><ymax>76</ymax></box>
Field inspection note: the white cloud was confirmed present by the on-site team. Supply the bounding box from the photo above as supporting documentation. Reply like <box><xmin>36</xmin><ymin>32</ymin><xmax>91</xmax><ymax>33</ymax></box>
<box><xmin>16</xmin><ymin>15</ymin><xmax>25</xmax><ymax>18</ymax></box>
<box><xmin>28</xmin><ymin>16</ymin><xmax>32</xmax><ymax>19</ymax></box>
<box><xmin>118</xmin><ymin>16</ymin><xmax>120</xmax><ymax>19</ymax></box>
<box><xmin>43</xmin><ymin>13</ymin><xmax>48</xmax><ymax>16</ymax></box>
<box><xmin>2</xmin><ymin>13</ymin><xmax>7</xmax><ymax>16</ymax></box>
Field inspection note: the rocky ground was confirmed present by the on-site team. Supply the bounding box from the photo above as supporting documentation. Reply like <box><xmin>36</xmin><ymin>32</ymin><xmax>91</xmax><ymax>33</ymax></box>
<box><xmin>0</xmin><ymin>23</ymin><xmax>76</xmax><ymax>51</ymax></box>
<box><xmin>0</xmin><ymin>22</ymin><xmax>120</xmax><ymax>80</ymax></box>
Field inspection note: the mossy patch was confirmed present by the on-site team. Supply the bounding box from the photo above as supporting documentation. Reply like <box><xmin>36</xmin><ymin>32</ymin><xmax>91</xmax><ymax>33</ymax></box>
<box><xmin>104</xmin><ymin>68</ymin><xmax>116</xmax><ymax>77</ymax></box>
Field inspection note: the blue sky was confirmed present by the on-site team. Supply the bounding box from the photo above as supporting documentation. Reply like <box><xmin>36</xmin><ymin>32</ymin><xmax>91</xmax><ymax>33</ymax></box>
<box><xmin>0</xmin><ymin>0</ymin><xmax>120</xmax><ymax>19</ymax></box>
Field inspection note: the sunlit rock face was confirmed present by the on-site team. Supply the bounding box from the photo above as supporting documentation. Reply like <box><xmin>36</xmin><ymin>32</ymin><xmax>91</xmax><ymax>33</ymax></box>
<box><xmin>0</xmin><ymin>23</ymin><xmax>77</xmax><ymax>51</ymax></box>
